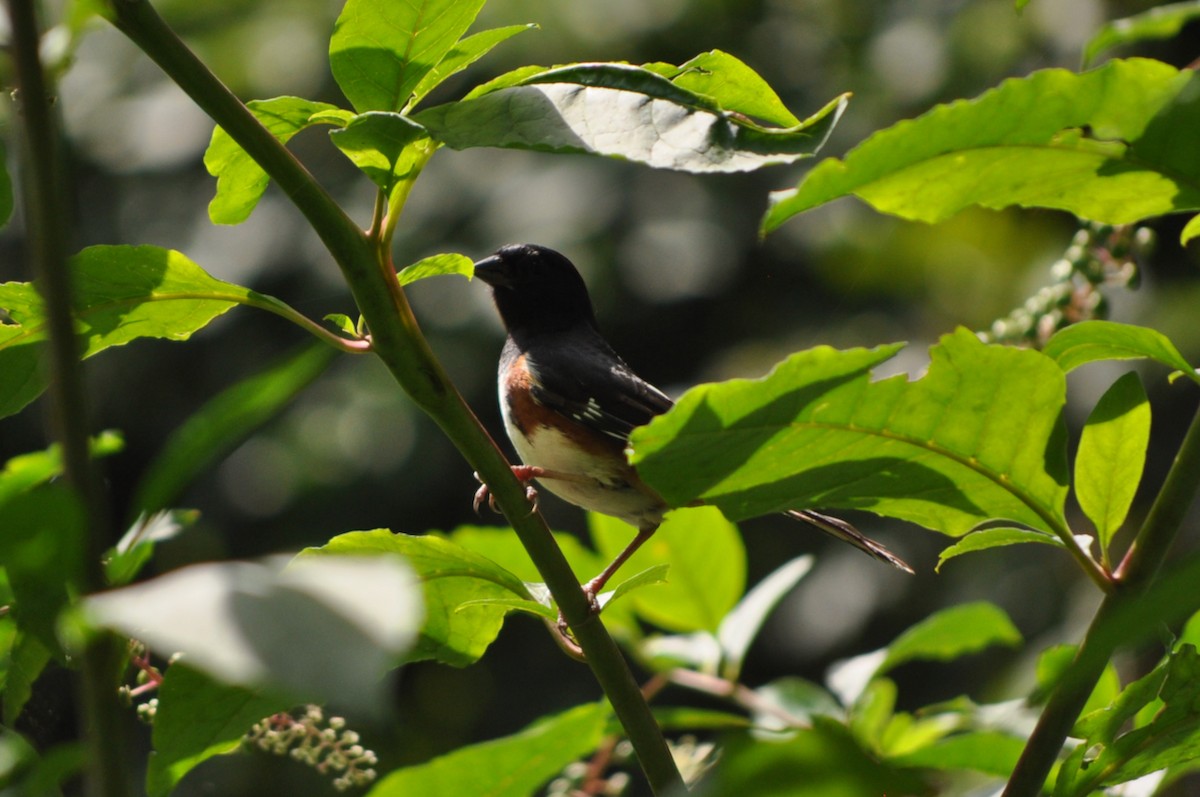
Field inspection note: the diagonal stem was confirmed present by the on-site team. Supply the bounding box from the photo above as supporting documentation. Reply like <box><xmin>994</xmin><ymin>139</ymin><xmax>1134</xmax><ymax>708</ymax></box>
<box><xmin>1003</xmin><ymin>398</ymin><xmax>1200</xmax><ymax>797</ymax></box>
<box><xmin>103</xmin><ymin>1</ymin><xmax>684</xmax><ymax>792</ymax></box>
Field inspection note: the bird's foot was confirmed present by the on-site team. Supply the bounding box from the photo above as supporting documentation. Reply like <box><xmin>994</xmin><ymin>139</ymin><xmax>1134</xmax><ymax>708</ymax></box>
<box><xmin>472</xmin><ymin>467</ymin><xmax>541</xmax><ymax>515</ymax></box>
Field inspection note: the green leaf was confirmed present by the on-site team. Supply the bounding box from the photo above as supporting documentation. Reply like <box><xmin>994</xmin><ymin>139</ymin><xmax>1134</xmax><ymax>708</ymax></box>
<box><xmin>753</xmin><ymin>677</ymin><xmax>844</xmax><ymax>732</ymax></box>
<box><xmin>146</xmin><ymin>664</ymin><xmax>288</xmax><ymax>797</ymax></box>
<box><xmin>590</xmin><ymin>506</ymin><xmax>746</xmax><ymax>633</ymax></box>
<box><xmin>0</xmin><ymin>485</ymin><xmax>85</xmax><ymax>652</ymax></box>
<box><xmin>0</xmin><ymin>140</ymin><xmax>11</xmax><ymax>229</ymax></box>
<box><xmin>1182</xmin><ymin>213</ymin><xmax>1200</xmax><ymax>245</ymax></box>
<box><xmin>693</xmin><ymin>720</ymin><xmax>928</xmax><ymax>797</ymax></box>
<box><xmin>400</xmin><ymin>253</ymin><xmax>475</xmax><ymax>285</ymax></box>
<box><xmin>302</xmin><ymin>529</ymin><xmax>528</xmax><ymax>666</ymax></box>
<box><xmin>631</xmin><ymin>329</ymin><xmax>1069</xmax><ymax>539</ymax></box>
<box><xmin>716</xmin><ymin>556</ymin><xmax>813</xmax><ymax>682</ymax></box>
<box><xmin>408</xmin><ymin>24</ymin><xmax>538</xmax><ymax>111</ymax></box>
<box><xmin>204</xmin><ymin>97</ymin><xmax>342</xmax><ymax>224</ymax></box>
<box><xmin>1075</xmin><ymin>372</ymin><xmax>1151</xmax><ymax>555</ymax></box>
<box><xmin>1044</xmin><ymin>320</ymin><xmax>1199</xmax><ymax>385</ymax></box>
<box><xmin>415</xmin><ymin>62</ymin><xmax>846</xmax><ymax>173</ymax></box>
<box><xmin>105</xmin><ymin>509</ymin><xmax>199</xmax><ymax>587</ymax></box>
<box><xmin>447</xmin><ymin>525</ymin><xmax>605</xmax><ymax>584</ymax></box>
<box><xmin>936</xmin><ymin>526</ymin><xmax>1064</xmax><ymax>570</ymax></box>
<box><xmin>1035</xmin><ymin>644</ymin><xmax>1121</xmax><ymax>717</ymax></box>
<box><xmin>324</xmin><ymin>313</ymin><xmax>357</xmax><ymax>336</ymax></box>
<box><xmin>0</xmin><ymin>246</ymin><xmax>307</xmax><ymax>419</ymax></box>
<box><xmin>763</xmin><ymin>59</ymin><xmax>1200</xmax><ymax>235</ymax></box>
<box><xmin>131</xmin><ymin>344</ymin><xmax>335</xmax><ymax>516</ymax></box>
<box><xmin>0</xmin><ymin>431</ymin><xmax>122</xmax><ymax>506</ymax></box>
<box><xmin>1083</xmin><ymin>2</ymin><xmax>1200</xmax><ymax>67</ymax></box>
<box><xmin>880</xmin><ymin>601</ymin><xmax>1022</xmax><ymax>675</ymax></box>
<box><xmin>1060</xmin><ymin>645</ymin><xmax>1200</xmax><ymax>794</ymax></box>
<box><xmin>605</xmin><ymin>564</ymin><xmax>670</xmax><ymax>607</ymax></box>
<box><xmin>889</xmin><ymin>730</ymin><xmax>1026</xmax><ymax>776</ymax></box>
<box><xmin>329</xmin><ymin>0</ymin><xmax>486</xmax><ymax>113</ymax></box>
<box><xmin>366</xmin><ymin>702</ymin><xmax>609</xmax><ymax>797</ymax></box>
<box><xmin>83</xmin><ymin>555</ymin><xmax>421</xmax><ymax>713</ymax></box>
<box><xmin>2</xmin><ymin>632</ymin><xmax>51</xmax><ymax>726</ymax></box>
<box><xmin>329</xmin><ymin>112</ymin><xmax>432</xmax><ymax>194</ymax></box>
<box><xmin>645</xmin><ymin>49</ymin><xmax>801</xmax><ymax>128</ymax></box>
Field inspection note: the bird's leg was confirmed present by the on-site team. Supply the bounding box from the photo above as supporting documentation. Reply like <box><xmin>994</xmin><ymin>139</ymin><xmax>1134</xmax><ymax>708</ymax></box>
<box><xmin>473</xmin><ymin>465</ymin><xmax>591</xmax><ymax>515</ymax></box>
<box><xmin>556</xmin><ymin>524</ymin><xmax>659</xmax><ymax>644</ymax></box>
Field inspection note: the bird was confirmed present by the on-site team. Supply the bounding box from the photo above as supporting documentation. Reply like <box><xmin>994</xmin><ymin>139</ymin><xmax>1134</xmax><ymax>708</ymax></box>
<box><xmin>472</xmin><ymin>243</ymin><xmax>912</xmax><ymax>606</ymax></box>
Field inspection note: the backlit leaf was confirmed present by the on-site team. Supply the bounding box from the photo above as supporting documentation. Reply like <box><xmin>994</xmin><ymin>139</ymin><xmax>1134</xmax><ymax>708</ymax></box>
<box><xmin>1044</xmin><ymin>321</ymin><xmax>1199</xmax><ymax>385</ymax></box>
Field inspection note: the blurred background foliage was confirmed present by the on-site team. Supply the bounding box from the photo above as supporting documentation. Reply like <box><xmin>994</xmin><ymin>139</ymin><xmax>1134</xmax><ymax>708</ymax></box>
<box><xmin>2</xmin><ymin>0</ymin><xmax>1200</xmax><ymax>793</ymax></box>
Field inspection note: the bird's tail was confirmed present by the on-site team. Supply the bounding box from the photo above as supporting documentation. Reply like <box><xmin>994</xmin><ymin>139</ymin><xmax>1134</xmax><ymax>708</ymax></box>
<box><xmin>786</xmin><ymin>509</ymin><xmax>914</xmax><ymax>574</ymax></box>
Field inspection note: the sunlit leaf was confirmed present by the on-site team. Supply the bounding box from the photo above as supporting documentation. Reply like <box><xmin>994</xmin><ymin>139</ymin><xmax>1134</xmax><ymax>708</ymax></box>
<box><xmin>204</xmin><ymin>97</ymin><xmax>342</xmax><ymax>224</ymax></box>
<box><xmin>408</xmin><ymin>24</ymin><xmax>538</xmax><ymax>111</ymax></box>
<box><xmin>0</xmin><ymin>246</ymin><xmax>307</xmax><ymax>419</ymax></box>
<box><xmin>131</xmin><ymin>344</ymin><xmax>335</xmax><ymax>516</ymax></box>
<box><xmin>763</xmin><ymin>59</ymin><xmax>1200</xmax><ymax>236</ymax></box>
<box><xmin>590</xmin><ymin>506</ymin><xmax>745</xmax><ymax>633</ymax></box>
<box><xmin>936</xmin><ymin>526</ymin><xmax>1063</xmax><ymax>570</ymax></box>
<box><xmin>644</xmin><ymin>49</ymin><xmax>801</xmax><ymax>128</ymax></box>
<box><xmin>889</xmin><ymin>730</ymin><xmax>1026</xmax><ymax>776</ymax></box>
<box><xmin>330</xmin><ymin>0</ymin><xmax>486</xmax><ymax>113</ymax></box>
<box><xmin>631</xmin><ymin>330</ymin><xmax>1069</xmax><ymax>539</ymax></box>
<box><xmin>416</xmin><ymin>62</ymin><xmax>845</xmax><ymax>173</ymax></box>
<box><xmin>1044</xmin><ymin>321</ymin><xmax>1199</xmax><ymax>385</ymax></box>
<box><xmin>83</xmin><ymin>555</ymin><xmax>421</xmax><ymax>713</ymax></box>
<box><xmin>880</xmin><ymin>602</ymin><xmax>1022</xmax><ymax>675</ymax></box>
<box><xmin>367</xmin><ymin>702</ymin><xmax>609</xmax><ymax>797</ymax></box>
<box><xmin>717</xmin><ymin>556</ymin><xmax>812</xmax><ymax>681</ymax></box>
<box><xmin>145</xmin><ymin>664</ymin><xmax>288</xmax><ymax>797</ymax></box>
<box><xmin>302</xmin><ymin>529</ymin><xmax>528</xmax><ymax>666</ymax></box>
<box><xmin>105</xmin><ymin>509</ymin><xmax>198</xmax><ymax>587</ymax></box>
<box><xmin>0</xmin><ymin>431</ymin><xmax>122</xmax><ymax>505</ymax></box>
<box><xmin>1076</xmin><ymin>372</ymin><xmax>1151</xmax><ymax>554</ymax></box>
<box><xmin>1083</xmin><ymin>2</ymin><xmax>1200</xmax><ymax>67</ymax></box>
<box><xmin>400</xmin><ymin>253</ymin><xmax>474</xmax><ymax>285</ymax></box>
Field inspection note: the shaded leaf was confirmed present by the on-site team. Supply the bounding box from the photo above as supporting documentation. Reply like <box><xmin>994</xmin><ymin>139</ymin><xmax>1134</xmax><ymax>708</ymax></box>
<box><xmin>204</xmin><ymin>97</ymin><xmax>341</xmax><ymax>224</ymax></box>
<box><xmin>2</xmin><ymin>632</ymin><xmax>51</xmax><ymax>726</ymax></box>
<box><xmin>83</xmin><ymin>555</ymin><xmax>421</xmax><ymax>714</ymax></box>
<box><xmin>763</xmin><ymin>59</ymin><xmax>1200</xmax><ymax>235</ymax></box>
<box><xmin>936</xmin><ymin>526</ymin><xmax>1064</xmax><ymax>570</ymax></box>
<box><xmin>146</xmin><ymin>664</ymin><xmax>288</xmax><ymax>797</ymax></box>
<box><xmin>590</xmin><ymin>506</ymin><xmax>745</xmax><ymax>633</ymax></box>
<box><xmin>631</xmin><ymin>329</ymin><xmax>1069</xmax><ymax>539</ymax></box>
<box><xmin>1084</xmin><ymin>2</ymin><xmax>1200</xmax><ymax>67</ymax></box>
<box><xmin>329</xmin><ymin>112</ymin><xmax>432</xmax><ymax>193</ymax></box>
<box><xmin>408</xmin><ymin>24</ymin><xmax>538</xmax><ymax>111</ymax></box>
<box><xmin>1044</xmin><ymin>321</ymin><xmax>1199</xmax><ymax>385</ymax></box>
<box><xmin>330</xmin><ymin>0</ymin><xmax>486</xmax><ymax>113</ymax></box>
<box><xmin>0</xmin><ymin>246</ymin><xmax>305</xmax><ymax>419</ymax></box>
<box><xmin>0</xmin><ymin>431</ymin><xmax>122</xmax><ymax>505</ymax></box>
<box><xmin>717</xmin><ymin>556</ymin><xmax>813</xmax><ymax>682</ymax></box>
<box><xmin>302</xmin><ymin>529</ymin><xmax>528</xmax><ymax>666</ymax></box>
<box><xmin>415</xmin><ymin>62</ymin><xmax>845</xmax><ymax>173</ymax></box>
<box><xmin>1034</xmin><ymin>644</ymin><xmax>1121</xmax><ymax>717</ymax></box>
<box><xmin>400</xmin><ymin>253</ymin><xmax>474</xmax><ymax>285</ymax></box>
<box><xmin>0</xmin><ymin>485</ymin><xmax>85</xmax><ymax>652</ymax></box>
<box><xmin>131</xmin><ymin>344</ymin><xmax>335</xmax><ymax>516</ymax></box>
<box><xmin>753</xmin><ymin>677</ymin><xmax>844</xmax><ymax>732</ymax></box>
<box><xmin>1076</xmin><ymin>372</ymin><xmax>1151</xmax><ymax>554</ymax></box>
<box><xmin>367</xmin><ymin>702</ymin><xmax>609</xmax><ymax>797</ymax></box>
<box><xmin>880</xmin><ymin>602</ymin><xmax>1022</xmax><ymax>675</ymax></box>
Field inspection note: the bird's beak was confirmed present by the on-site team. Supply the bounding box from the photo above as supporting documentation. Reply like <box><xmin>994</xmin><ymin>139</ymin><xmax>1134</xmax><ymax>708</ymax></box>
<box><xmin>472</xmin><ymin>254</ymin><xmax>508</xmax><ymax>288</ymax></box>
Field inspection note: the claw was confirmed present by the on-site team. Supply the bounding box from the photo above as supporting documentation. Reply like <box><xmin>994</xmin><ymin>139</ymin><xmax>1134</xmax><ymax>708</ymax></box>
<box><xmin>472</xmin><ymin>468</ymin><xmax>539</xmax><ymax>515</ymax></box>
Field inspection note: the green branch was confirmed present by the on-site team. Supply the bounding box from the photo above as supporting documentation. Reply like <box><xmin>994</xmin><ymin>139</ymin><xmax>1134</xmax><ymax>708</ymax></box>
<box><xmin>6</xmin><ymin>0</ymin><xmax>128</xmax><ymax>794</ymax></box>
<box><xmin>1003</xmin><ymin>400</ymin><xmax>1200</xmax><ymax>797</ymax></box>
<box><xmin>104</xmin><ymin>1</ymin><xmax>684</xmax><ymax>792</ymax></box>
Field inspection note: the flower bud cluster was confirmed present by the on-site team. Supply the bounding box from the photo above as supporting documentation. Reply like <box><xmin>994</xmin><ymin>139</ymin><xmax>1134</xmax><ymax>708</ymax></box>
<box><xmin>244</xmin><ymin>705</ymin><xmax>378</xmax><ymax>792</ymax></box>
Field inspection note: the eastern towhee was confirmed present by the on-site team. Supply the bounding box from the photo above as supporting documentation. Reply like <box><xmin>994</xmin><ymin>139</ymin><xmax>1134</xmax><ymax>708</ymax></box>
<box><xmin>473</xmin><ymin>243</ymin><xmax>912</xmax><ymax>601</ymax></box>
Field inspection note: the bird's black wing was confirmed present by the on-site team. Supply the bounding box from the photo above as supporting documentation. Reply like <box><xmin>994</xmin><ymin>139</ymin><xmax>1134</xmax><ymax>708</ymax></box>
<box><xmin>524</xmin><ymin>329</ymin><xmax>673</xmax><ymax>443</ymax></box>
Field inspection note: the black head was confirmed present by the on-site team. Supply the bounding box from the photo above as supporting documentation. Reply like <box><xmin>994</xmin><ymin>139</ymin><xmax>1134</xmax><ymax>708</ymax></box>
<box><xmin>474</xmin><ymin>244</ymin><xmax>597</xmax><ymax>335</ymax></box>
